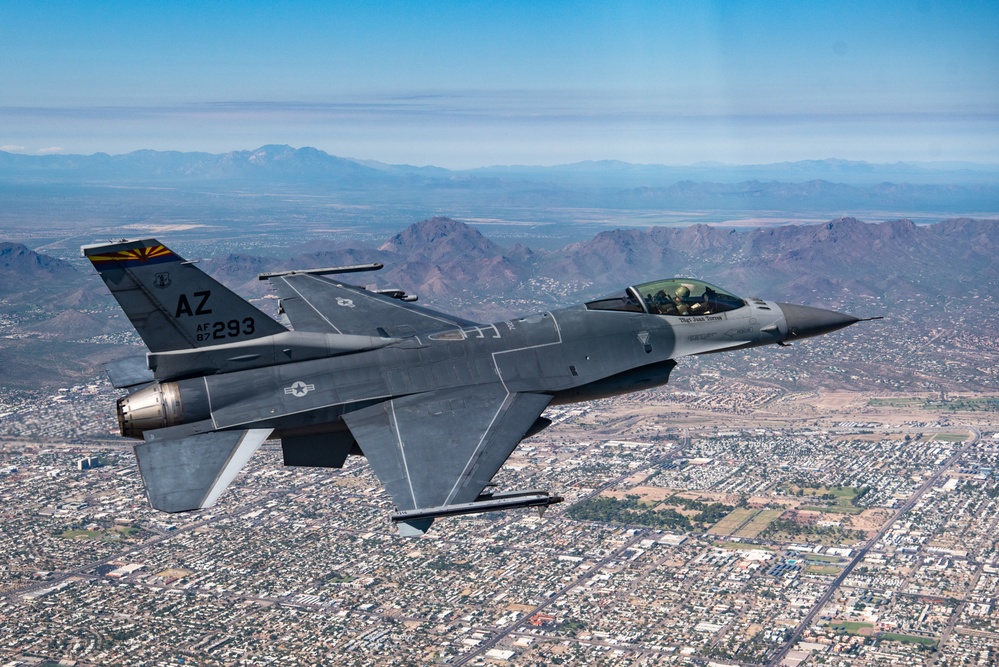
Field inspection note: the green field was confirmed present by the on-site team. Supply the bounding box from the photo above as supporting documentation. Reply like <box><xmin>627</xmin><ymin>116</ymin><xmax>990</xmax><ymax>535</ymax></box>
<box><xmin>868</xmin><ymin>396</ymin><xmax>999</xmax><ymax>412</ymax></box>
<box><xmin>804</xmin><ymin>553</ymin><xmax>843</xmax><ymax>563</ymax></box>
<box><xmin>880</xmin><ymin>633</ymin><xmax>936</xmax><ymax>646</ymax></box>
<box><xmin>868</xmin><ymin>398</ymin><xmax>924</xmax><ymax>407</ymax></box>
<box><xmin>61</xmin><ymin>525</ymin><xmax>140</xmax><ymax>540</ymax></box>
<box><xmin>707</xmin><ymin>508</ymin><xmax>758</xmax><ymax>536</ymax></box>
<box><xmin>732</xmin><ymin>509</ymin><xmax>783</xmax><ymax>538</ymax></box>
<box><xmin>781</xmin><ymin>484</ymin><xmax>863</xmax><ymax>500</ymax></box>
<box><xmin>934</xmin><ymin>433</ymin><xmax>968</xmax><ymax>442</ymax></box>
<box><xmin>828</xmin><ymin>621</ymin><xmax>873</xmax><ymax>635</ymax></box>
<box><xmin>781</xmin><ymin>484</ymin><xmax>870</xmax><ymax>516</ymax></box>
<box><xmin>61</xmin><ymin>529</ymin><xmax>102</xmax><ymax>539</ymax></box>
<box><xmin>713</xmin><ymin>541</ymin><xmax>775</xmax><ymax>552</ymax></box>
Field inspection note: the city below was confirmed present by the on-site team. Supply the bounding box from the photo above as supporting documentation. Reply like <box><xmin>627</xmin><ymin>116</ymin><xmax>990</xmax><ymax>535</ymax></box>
<box><xmin>0</xmin><ymin>168</ymin><xmax>996</xmax><ymax>666</ymax></box>
<box><xmin>1</xmin><ymin>375</ymin><xmax>997</xmax><ymax>667</ymax></box>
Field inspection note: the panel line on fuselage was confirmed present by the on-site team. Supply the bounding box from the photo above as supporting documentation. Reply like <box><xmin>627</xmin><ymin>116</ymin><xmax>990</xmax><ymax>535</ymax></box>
<box><xmin>207</xmin><ymin>312</ymin><xmax>565</xmax><ymax>431</ymax></box>
<box><xmin>489</xmin><ymin>312</ymin><xmax>564</xmax><ymax>394</ymax></box>
<box><xmin>210</xmin><ymin>391</ymin><xmax>399</xmax><ymax>431</ymax></box>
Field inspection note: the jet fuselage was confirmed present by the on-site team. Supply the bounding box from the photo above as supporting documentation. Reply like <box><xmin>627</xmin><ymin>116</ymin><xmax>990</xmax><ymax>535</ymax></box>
<box><xmin>120</xmin><ymin>296</ymin><xmax>806</xmax><ymax>440</ymax></box>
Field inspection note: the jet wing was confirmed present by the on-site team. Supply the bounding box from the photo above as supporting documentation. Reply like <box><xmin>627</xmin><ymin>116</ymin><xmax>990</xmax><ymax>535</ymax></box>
<box><xmin>342</xmin><ymin>385</ymin><xmax>552</xmax><ymax>535</ymax></box>
<box><xmin>268</xmin><ymin>273</ymin><xmax>477</xmax><ymax>337</ymax></box>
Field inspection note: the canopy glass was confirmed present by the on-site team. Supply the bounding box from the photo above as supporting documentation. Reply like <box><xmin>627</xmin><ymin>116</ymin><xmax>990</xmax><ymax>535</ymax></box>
<box><xmin>586</xmin><ymin>278</ymin><xmax>746</xmax><ymax>316</ymax></box>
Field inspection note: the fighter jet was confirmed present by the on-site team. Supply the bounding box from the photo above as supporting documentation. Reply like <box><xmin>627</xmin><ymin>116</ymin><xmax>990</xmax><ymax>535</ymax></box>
<box><xmin>84</xmin><ymin>238</ymin><xmax>870</xmax><ymax>535</ymax></box>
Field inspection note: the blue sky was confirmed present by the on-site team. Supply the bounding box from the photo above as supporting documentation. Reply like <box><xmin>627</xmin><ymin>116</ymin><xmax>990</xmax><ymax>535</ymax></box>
<box><xmin>1</xmin><ymin>1</ymin><xmax>997</xmax><ymax>167</ymax></box>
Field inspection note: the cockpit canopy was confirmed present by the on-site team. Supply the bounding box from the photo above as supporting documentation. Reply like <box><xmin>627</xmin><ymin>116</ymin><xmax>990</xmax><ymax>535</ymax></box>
<box><xmin>586</xmin><ymin>278</ymin><xmax>746</xmax><ymax>316</ymax></box>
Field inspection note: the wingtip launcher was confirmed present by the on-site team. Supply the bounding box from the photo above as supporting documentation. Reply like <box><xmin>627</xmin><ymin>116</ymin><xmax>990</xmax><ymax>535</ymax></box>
<box><xmin>257</xmin><ymin>263</ymin><xmax>384</xmax><ymax>280</ymax></box>
<box><xmin>389</xmin><ymin>490</ymin><xmax>564</xmax><ymax>525</ymax></box>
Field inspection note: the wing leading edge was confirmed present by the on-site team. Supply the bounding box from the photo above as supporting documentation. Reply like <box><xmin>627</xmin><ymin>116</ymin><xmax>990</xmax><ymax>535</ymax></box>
<box><xmin>343</xmin><ymin>385</ymin><xmax>552</xmax><ymax>535</ymax></box>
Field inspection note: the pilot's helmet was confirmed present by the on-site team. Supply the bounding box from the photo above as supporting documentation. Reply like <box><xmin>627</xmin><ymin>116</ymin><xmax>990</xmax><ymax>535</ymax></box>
<box><xmin>675</xmin><ymin>285</ymin><xmax>690</xmax><ymax>299</ymax></box>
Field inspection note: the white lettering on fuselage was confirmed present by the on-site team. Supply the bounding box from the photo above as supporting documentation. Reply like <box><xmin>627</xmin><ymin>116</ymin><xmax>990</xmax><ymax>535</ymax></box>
<box><xmin>677</xmin><ymin>315</ymin><xmax>724</xmax><ymax>324</ymax></box>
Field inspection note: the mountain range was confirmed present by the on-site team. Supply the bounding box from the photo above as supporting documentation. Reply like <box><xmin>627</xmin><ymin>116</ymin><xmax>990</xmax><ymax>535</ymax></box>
<box><xmin>2</xmin><ymin>145</ymin><xmax>997</xmax><ymax>216</ymax></box>
<box><xmin>2</xmin><ymin>215</ymin><xmax>996</xmax><ymax>391</ymax></box>
<box><xmin>6</xmin><ymin>215</ymin><xmax>994</xmax><ymax>317</ymax></box>
<box><xmin>3</xmin><ymin>145</ymin><xmax>997</xmax><ymax>185</ymax></box>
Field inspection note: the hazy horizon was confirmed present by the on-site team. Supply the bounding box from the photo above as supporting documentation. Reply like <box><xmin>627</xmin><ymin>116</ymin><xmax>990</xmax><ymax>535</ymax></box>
<box><xmin>2</xmin><ymin>1</ymin><xmax>996</xmax><ymax>167</ymax></box>
<box><xmin>3</xmin><ymin>143</ymin><xmax>998</xmax><ymax>172</ymax></box>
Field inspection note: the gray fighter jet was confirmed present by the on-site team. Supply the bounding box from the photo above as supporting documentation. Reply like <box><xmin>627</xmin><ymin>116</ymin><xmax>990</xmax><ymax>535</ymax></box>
<box><xmin>84</xmin><ymin>238</ymin><xmax>869</xmax><ymax>535</ymax></box>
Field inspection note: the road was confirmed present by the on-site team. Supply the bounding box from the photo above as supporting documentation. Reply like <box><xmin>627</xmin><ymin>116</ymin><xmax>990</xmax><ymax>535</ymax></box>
<box><xmin>766</xmin><ymin>427</ymin><xmax>979</xmax><ymax>667</ymax></box>
<box><xmin>451</xmin><ymin>442</ymin><xmax>681</xmax><ymax>666</ymax></box>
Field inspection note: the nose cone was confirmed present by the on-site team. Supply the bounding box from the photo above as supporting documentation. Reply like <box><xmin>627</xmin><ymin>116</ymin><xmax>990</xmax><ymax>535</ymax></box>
<box><xmin>777</xmin><ymin>303</ymin><xmax>859</xmax><ymax>341</ymax></box>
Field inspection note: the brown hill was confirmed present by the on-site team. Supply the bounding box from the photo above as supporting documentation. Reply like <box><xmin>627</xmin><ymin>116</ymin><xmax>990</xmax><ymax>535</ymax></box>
<box><xmin>376</xmin><ymin>217</ymin><xmax>527</xmax><ymax>298</ymax></box>
<box><xmin>0</xmin><ymin>243</ymin><xmax>77</xmax><ymax>298</ymax></box>
<box><xmin>539</xmin><ymin>217</ymin><xmax>999</xmax><ymax>305</ymax></box>
<box><xmin>28</xmin><ymin>310</ymin><xmax>125</xmax><ymax>339</ymax></box>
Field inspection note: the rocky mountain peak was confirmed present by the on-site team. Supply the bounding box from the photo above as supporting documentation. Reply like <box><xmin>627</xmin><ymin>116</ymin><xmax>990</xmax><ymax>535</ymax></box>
<box><xmin>379</xmin><ymin>217</ymin><xmax>504</xmax><ymax>259</ymax></box>
<box><xmin>0</xmin><ymin>243</ymin><xmax>75</xmax><ymax>275</ymax></box>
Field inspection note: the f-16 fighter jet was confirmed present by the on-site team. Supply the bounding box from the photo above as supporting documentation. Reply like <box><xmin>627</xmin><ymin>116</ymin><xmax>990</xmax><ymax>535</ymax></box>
<box><xmin>84</xmin><ymin>238</ymin><xmax>869</xmax><ymax>535</ymax></box>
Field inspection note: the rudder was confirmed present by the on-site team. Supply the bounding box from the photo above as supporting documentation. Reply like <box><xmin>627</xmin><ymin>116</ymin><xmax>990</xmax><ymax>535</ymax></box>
<box><xmin>83</xmin><ymin>238</ymin><xmax>286</xmax><ymax>352</ymax></box>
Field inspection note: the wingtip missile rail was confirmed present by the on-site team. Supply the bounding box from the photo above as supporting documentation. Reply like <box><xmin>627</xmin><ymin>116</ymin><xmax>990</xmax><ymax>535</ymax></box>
<box><xmin>390</xmin><ymin>490</ymin><xmax>564</xmax><ymax>524</ymax></box>
<box><xmin>257</xmin><ymin>263</ymin><xmax>384</xmax><ymax>280</ymax></box>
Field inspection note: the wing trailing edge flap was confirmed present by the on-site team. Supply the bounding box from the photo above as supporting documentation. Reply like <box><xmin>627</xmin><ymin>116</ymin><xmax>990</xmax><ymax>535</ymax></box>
<box><xmin>269</xmin><ymin>273</ymin><xmax>477</xmax><ymax>337</ymax></box>
<box><xmin>135</xmin><ymin>426</ymin><xmax>273</xmax><ymax>512</ymax></box>
<box><xmin>342</xmin><ymin>385</ymin><xmax>552</xmax><ymax>536</ymax></box>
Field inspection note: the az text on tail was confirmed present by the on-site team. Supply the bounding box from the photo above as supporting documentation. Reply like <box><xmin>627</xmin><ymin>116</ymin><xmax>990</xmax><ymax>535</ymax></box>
<box><xmin>83</xmin><ymin>238</ymin><xmax>286</xmax><ymax>352</ymax></box>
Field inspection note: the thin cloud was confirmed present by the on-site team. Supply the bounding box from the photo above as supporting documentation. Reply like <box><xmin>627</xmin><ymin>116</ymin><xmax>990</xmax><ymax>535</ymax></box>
<box><xmin>37</xmin><ymin>146</ymin><xmax>63</xmax><ymax>154</ymax></box>
<box><xmin>1</xmin><ymin>144</ymin><xmax>27</xmax><ymax>152</ymax></box>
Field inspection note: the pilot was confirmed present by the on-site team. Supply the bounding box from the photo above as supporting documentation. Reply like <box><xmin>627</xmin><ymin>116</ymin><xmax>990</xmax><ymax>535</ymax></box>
<box><xmin>652</xmin><ymin>289</ymin><xmax>678</xmax><ymax>315</ymax></box>
<box><xmin>673</xmin><ymin>285</ymin><xmax>691</xmax><ymax>315</ymax></box>
<box><xmin>692</xmin><ymin>286</ymin><xmax>717</xmax><ymax>315</ymax></box>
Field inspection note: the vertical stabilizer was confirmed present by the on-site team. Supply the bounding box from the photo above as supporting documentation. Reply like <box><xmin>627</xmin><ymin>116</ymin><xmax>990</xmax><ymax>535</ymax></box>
<box><xmin>83</xmin><ymin>238</ymin><xmax>286</xmax><ymax>352</ymax></box>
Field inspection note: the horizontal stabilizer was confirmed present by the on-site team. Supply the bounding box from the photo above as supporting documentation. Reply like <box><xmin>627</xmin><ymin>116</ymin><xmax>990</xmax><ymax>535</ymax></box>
<box><xmin>104</xmin><ymin>356</ymin><xmax>155</xmax><ymax>389</ymax></box>
<box><xmin>135</xmin><ymin>427</ymin><xmax>272</xmax><ymax>512</ymax></box>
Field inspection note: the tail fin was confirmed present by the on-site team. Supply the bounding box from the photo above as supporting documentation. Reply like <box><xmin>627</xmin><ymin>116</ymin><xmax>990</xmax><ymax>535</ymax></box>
<box><xmin>83</xmin><ymin>238</ymin><xmax>286</xmax><ymax>352</ymax></box>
